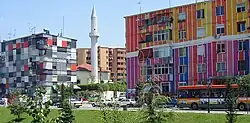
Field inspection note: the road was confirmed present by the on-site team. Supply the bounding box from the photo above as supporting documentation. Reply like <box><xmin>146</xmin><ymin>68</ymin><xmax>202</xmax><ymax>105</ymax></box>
<box><xmin>67</xmin><ymin>104</ymin><xmax>250</xmax><ymax>115</ymax></box>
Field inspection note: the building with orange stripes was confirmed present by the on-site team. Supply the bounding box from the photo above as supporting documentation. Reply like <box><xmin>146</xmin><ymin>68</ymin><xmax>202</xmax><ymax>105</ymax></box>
<box><xmin>0</xmin><ymin>30</ymin><xmax>77</xmax><ymax>97</ymax></box>
<box><xmin>125</xmin><ymin>0</ymin><xmax>250</xmax><ymax>97</ymax></box>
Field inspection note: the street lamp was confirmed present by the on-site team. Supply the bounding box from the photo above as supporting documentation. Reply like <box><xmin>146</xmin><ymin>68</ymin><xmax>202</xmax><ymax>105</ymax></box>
<box><xmin>207</xmin><ymin>78</ymin><xmax>212</xmax><ymax>113</ymax></box>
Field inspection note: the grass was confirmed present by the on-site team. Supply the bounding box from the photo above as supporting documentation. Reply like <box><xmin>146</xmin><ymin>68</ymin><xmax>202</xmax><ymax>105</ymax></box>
<box><xmin>0</xmin><ymin>107</ymin><xmax>250</xmax><ymax>123</ymax></box>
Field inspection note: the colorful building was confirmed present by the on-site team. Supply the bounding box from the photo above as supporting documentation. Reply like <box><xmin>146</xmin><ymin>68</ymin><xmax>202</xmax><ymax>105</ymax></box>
<box><xmin>0</xmin><ymin>31</ymin><xmax>77</xmax><ymax>97</ymax></box>
<box><xmin>125</xmin><ymin>0</ymin><xmax>250</xmax><ymax>97</ymax></box>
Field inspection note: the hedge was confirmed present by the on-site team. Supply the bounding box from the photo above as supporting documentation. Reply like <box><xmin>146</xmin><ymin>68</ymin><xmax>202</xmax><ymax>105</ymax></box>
<box><xmin>77</xmin><ymin>82</ymin><xmax>126</xmax><ymax>92</ymax></box>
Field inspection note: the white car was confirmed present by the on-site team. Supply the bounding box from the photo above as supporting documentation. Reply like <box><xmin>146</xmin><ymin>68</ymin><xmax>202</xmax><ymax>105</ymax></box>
<box><xmin>69</xmin><ymin>98</ymin><xmax>83</xmax><ymax>108</ymax></box>
<box><xmin>92</xmin><ymin>99</ymin><xmax>114</xmax><ymax>107</ymax></box>
<box><xmin>119</xmin><ymin>99</ymin><xmax>136</xmax><ymax>107</ymax></box>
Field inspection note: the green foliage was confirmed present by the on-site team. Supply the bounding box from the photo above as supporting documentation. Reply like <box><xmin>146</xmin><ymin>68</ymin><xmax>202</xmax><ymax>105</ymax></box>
<box><xmin>55</xmin><ymin>100</ymin><xmax>75</xmax><ymax>123</ymax></box>
<box><xmin>99</xmin><ymin>103</ymin><xmax>130</xmax><ymax>123</ymax></box>
<box><xmin>153</xmin><ymin>95</ymin><xmax>170</xmax><ymax>107</ymax></box>
<box><xmin>78</xmin><ymin>82</ymin><xmax>126</xmax><ymax>92</ymax></box>
<box><xmin>76</xmin><ymin>90</ymin><xmax>91</xmax><ymax>98</ymax></box>
<box><xmin>100</xmin><ymin>105</ymin><xmax>111</xmax><ymax>123</ymax></box>
<box><xmin>54</xmin><ymin>84</ymin><xmax>75</xmax><ymax>123</ymax></box>
<box><xmin>224</xmin><ymin>78</ymin><xmax>239</xmax><ymax>123</ymax></box>
<box><xmin>26</xmin><ymin>86</ymin><xmax>52</xmax><ymax>123</ymax></box>
<box><xmin>139</xmin><ymin>81</ymin><xmax>172</xmax><ymax>123</ymax></box>
<box><xmin>240</xmin><ymin>74</ymin><xmax>250</xmax><ymax>96</ymax></box>
<box><xmin>7</xmin><ymin>91</ymin><xmax>27</xmax><ymax>122</ymax></box>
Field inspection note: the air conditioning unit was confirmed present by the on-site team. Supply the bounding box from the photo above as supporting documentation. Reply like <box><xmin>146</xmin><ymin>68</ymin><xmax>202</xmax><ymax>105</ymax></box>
<box><xmin>214</xmin><ymin>34</ymin><xmax>221</xmax><ymax>39</ymax></box>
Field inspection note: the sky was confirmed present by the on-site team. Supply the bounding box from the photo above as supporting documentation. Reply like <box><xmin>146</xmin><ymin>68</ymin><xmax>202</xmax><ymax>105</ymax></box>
<box><xmin>0</xmin><ymin>0</ymin><xmax>200</xmax><ymax>48</ymax></box>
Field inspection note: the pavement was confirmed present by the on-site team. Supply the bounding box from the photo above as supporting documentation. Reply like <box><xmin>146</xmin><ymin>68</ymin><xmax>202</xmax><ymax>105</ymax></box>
<box><xmin>70</xmin><ymin>104</ymin><xmax>250</xmax><ymax>115</ymax></box>
<box><xmin>4</xmin><ymin>103</ymin><xmax>250</xmax><ymax>115</ymax></box>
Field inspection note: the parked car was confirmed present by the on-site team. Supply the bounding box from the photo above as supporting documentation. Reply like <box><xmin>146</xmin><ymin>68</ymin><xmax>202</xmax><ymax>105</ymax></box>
<box><xmin>70</xmin><ymin>98</ymin><xmax>83</xmax><ymax>108</ymax></box>
<box><xmin>119</xmin><ymin>99</ymin><xmax>136</xmax><ymax>107</ymax></box>
<box><xmin>91</xmin><ymin>99</ymin><xmax>113</xmax><ymax>107</ymax></box>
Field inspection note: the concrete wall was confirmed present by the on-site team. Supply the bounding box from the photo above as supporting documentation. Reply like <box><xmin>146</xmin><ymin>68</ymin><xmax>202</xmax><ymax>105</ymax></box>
<box><xmin>77</xmin><ymin>70</ymin><xmax>110</xmax><ymax>84</ymax></box>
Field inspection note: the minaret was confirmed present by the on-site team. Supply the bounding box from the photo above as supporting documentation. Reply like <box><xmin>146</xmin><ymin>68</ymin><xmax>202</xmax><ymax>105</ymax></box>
<box><xmin>89</xmin><ymin>6</ymin><xmax>100</xmax><ymax>83</ymax></box>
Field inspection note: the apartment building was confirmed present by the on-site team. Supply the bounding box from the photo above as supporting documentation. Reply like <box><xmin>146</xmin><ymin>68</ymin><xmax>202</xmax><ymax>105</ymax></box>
<box><xmin>0</xmin><ymin>31</ymin><xmax>77</xmax><ymax>97</ymax></box>
<box><xmin>125</xmin><ymin>0</ymin><xmax>250</xmax><ymax>97</ymax></box>
<box><xmin>77</xmin><ymin>46</ymin><xmax>126</xmax><ymax>82</ymax></box>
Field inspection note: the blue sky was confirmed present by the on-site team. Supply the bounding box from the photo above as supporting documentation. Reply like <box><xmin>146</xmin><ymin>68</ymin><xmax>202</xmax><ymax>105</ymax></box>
<box><xmin>0</xmin><ymin>0</ymin><xmax>198</xmax><ymax>48</ymax></box>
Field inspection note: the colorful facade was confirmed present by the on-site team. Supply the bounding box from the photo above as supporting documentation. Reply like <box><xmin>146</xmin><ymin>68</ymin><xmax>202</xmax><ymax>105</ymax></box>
<box><xmin>125</xmin><ymin>0</ymin><xmax>250</xmax><ymax>97</ymax></box>
<box><xmin>0</xmin><ymin>32</ymin><xmax>77</xmax><ymax>97</ymax></box>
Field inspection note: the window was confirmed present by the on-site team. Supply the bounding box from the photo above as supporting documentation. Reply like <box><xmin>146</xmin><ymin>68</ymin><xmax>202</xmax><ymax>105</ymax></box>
<box><xmin>178</xmin><ymin>30</ymin><xmax>186</xmax><ymax>40</ymax></box>
<box><xmin>237</xmin><ymin>21</ymin><xmax>246</xmax><ymax>32</ymax></box>
<box><xmin>239</xmin><ymin>40</ymin><xmax>247</xmax><ymax>51</ymax></box>
<box><xmin>147</xmin><ymin>66</ymin><xmax>152</xmax><ymax>75</ymax></box>
<box><xmin>154</xmin><ymin>31</ymin><xmax>157</xmax><ymax>41</ymax></box>
<box><xmin>178</xmin><ymin>12</ymin><xmax>186</xmax><ymax>21</ymax></box>
<box><xmin>154</xmin><ymin>64</ymin><xmax>173</xmax><ymax>75</ymax></box>
<box><xmin>196</xmin><ymin>9</ymin><xmax>204</xmax><ymax>19</ymax></box>
<box><xmin>52</xmin><ymin>65</ymin><xmax>57</xmax><ymax>69</ymax></box>
<box><xmin>158</xmin><ymin>31</ymin><xmax>162</xmax><ymax>41</ymax></box>
<box><xmin>217</xmin><ymin>43</ymin><xmax>225</xmax><ymax>53</ymax></box>
<box><xmin>154</xmin><ymin>30</ymin><xmax>171</xmax><ymax>41</ymax></box>
<box><xmin>146</xmin><ymin>34</ymin><xmax>153</xmax><ymax>42</ymax></box>
<box><xmin>197</xmin><ymin>45</ymin><xmax>205</xmax><ymax>56</ymax></box>
<box><xmin>53</xmin><ymin>40</ymin><xmax>57</xmax><ymax>45</ymax></box>
<box><xmin>145</xmin><ymin>19</ymin><xmax>152</xmax><ymax>26</ymax></box>
<box><xmin>216</xmin><ymin>6</ymin><xmax>224</xmax><ymax>16</ymax></box>
<box><xmin>161</xmin><ymin>30</ymin><xmax>165</xmax><ymax>40</ymax></box>
<box><xmin>179</xmin><ymin>65</ymin><xmax>187</xmax><ymax>74</ymax></box>
<box><xmin>216</xmin><ymin>24</ymin><xmax>225</xmax><ymax>35</ymax></box>
<box><xmin>154</xmin><ymin>64</ymin><xmax>162</xmax><ymax>74</ymax></box>
<box><xmin>178</xmin><ymin>82</ymin><xmax>187</xmax><ymax>86</ymax></box>
<box><xmin>216</xmin><ymin>62</ymin><xmax>226</xmax><ymax>72</ymax></box>
<box><xmin>154</xmin><ymin>47</ymin><xmax>171</xmax><ymax>58</ymax></box>
<box><xmin>236</xmin><ymin>3</ymin><xmax>246</xmax><ymax>13</ymax></box>
<box><xmin>179</xmin><ymin>47</ymin><xmax>186</xmax><ymax>57</ymax></box>
<box><xmin>164</xmin><ymin>64</ymin><xmax>173</xmax><ymax>74</ymax></box>
<box><xmin>161</xmin><ymin>83</ymin><xmax>170</xmax><ymax>93</ymax></box>
<box><xmin>238</xmin><ymin>60</ymin><xmax>247</xmax><ymax>71</ymax></box>
<box><xmin>197</xmin><ymin>64</ymin><xmax>206</xmax><ymax>73</ymax></box>
<box><xmin>197</xmin><ymin>27</ymin><xmax>205</xmax><ymax>37</ymax></box>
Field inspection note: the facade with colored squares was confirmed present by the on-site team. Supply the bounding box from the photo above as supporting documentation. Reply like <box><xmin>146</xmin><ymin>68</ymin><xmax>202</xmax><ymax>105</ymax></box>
<box><xmin>0</xmin><ymin>33</ymin><xmax>77</xmax><ymax>97</ymax></box>
<box><xmin>125</xmin><ymin>0</ymin><xmax>250</xmax><ymax>97</ymax></box>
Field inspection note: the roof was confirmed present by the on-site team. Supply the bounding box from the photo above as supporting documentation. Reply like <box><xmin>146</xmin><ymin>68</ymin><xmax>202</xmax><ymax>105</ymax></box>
<box><xmin>124</xmin><ymin>0</ymin><xmax>209</xmax><ymax>18</ymax></box>
<box><xmin>77</xmin><ymin>45</ymin><xmax>125</xmax><ymax>49</ymax></box>
<box><xmin>2</xmin><ymin>32</ymin><xmax>77</xmax><ymax>43</ymax></box>
<box><xmin>77</xmin><ymin>64</ymin><xmax>110</xmax><ymax>72</ymax></box>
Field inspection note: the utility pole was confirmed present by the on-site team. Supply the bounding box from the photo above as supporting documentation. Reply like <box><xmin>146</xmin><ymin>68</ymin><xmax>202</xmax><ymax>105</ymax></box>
<box><xmin>207</xmin><ymin>78</ymin><xmax>211</xmax><ymax>113</ymax></box>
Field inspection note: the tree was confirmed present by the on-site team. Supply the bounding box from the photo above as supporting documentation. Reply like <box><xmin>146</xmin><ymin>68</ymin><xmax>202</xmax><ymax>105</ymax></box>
<box><xmin>7</xmin><ymin>91</ymin><xmax>27</xmax><ymax>122</ymax></box>
<box><xmin>140</xmin><ymin>81</ymin><xmax>172</xmax><ymax>123</ymax></box>
<box><xmin>26</xmin><ymin>86</ymin><xmax>52</xmax><ymax>123</ymax></box>
<box><xmin>55</xmin><ymin>84</ymin><xmax>75</xmax><ymax>123</ymax></box>
<box><xmin>240</xmin><ymin>74</ymin><xmax>250</xmax><ymax>112</ymax></box>
<box><xmin>224</xmin><ymin>78</ymin><xmax>239</xmax><ymax>123</ymax></box>
<box><xmin>55</xmin><ymin>100</ymin><xmax>75</xmax><ymax>123</ymax></box>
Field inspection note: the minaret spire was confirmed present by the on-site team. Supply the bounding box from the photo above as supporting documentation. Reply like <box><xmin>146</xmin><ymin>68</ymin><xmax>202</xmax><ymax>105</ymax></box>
<box><xmin>91</xmin><ymin>6</ymin><xmax>97</xmax><ymax>17</ymax></box>
<box><xmin>89</xmin><ymin>6</ymin><xmax>100</xmax><ymax>83</ymax></box>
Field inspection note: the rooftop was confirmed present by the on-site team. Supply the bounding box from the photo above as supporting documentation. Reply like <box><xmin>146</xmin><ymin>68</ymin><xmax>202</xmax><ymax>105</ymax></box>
<box><xmin>124</xmin><ymin>0</ymin><xmax>209</xmax><ymax>18</ymax></box>
<box><xmin>77</xmin><ymin>64</ymin><xmax>110</xmax><ymax>72</ymax></box>
<box><xmin>77</xmin><ymin>45</ymin><xmax>125</xmax><ymax>49</ymax></box>
<box><xmin>2</xmin><ymin>31</ymin><xmax>77</xmax><ymax>43</ymax></box>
